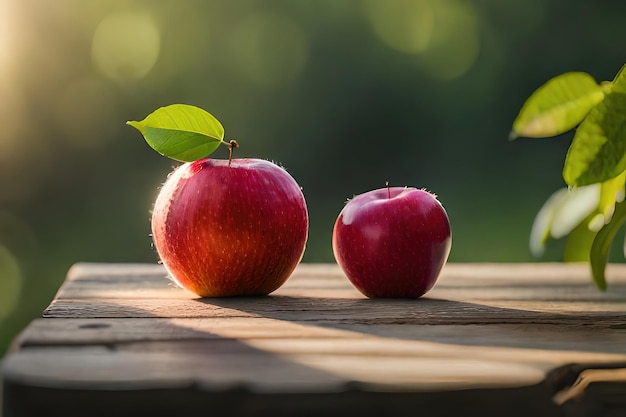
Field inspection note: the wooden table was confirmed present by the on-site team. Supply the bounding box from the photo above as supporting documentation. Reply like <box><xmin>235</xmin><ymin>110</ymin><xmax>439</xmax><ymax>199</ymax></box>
<box><xmin>2</xmin><ymin>263</ymin><xmax>626</xmax><ymax>417</ymax></box>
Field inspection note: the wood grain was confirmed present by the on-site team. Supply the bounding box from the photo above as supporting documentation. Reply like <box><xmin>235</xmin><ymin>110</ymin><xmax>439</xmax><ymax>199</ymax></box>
<box><xmin>4</xmin><ymin>262</ymin><xmax>626</xmax><ymax>417</ymax></box>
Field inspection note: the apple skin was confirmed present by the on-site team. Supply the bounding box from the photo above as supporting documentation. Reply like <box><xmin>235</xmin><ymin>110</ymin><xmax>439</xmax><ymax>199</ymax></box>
<box><xmin>151</xmin><ymin>158</ymin><xmax>308</xmax><ymax>297</ymax></box>
<box><xmin>332</xmin><ymin>187</ymin><xmax>451</xmax><ymax>299</ymax></box>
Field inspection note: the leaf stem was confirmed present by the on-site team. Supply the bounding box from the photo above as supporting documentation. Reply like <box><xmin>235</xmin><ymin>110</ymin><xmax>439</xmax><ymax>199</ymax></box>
<box><xmin>386</xmin><ymin>181</ymin><xmax>390</xmax><ymax>199</ymax></box>
<box><xmin>228</xmin><ymin>139</ymin><xmax>239</xmax><ymax>166</ymax></box>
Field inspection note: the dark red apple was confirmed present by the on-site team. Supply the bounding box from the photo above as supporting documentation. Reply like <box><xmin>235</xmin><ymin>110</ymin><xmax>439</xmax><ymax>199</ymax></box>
<box><xmin>332</xmin><ymin>187</ymin><xmax>451</xmax><ymax>298</ymax></box>
<box><xmin>152</xmin><ymin>158</ymin><xmax>308</xmax><ymax>297</ymax></box>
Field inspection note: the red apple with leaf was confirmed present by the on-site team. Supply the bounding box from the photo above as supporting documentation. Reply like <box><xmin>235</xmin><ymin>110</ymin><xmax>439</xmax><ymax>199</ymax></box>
<box><xmin>128</xmin><ymin>104</ymin><xmax>308</xmax><ymax>297</ymax></box>
<box><xmin>332</xmin><ymin>185</ymin><xmax>451</xmax><ymax>298</ymax></box>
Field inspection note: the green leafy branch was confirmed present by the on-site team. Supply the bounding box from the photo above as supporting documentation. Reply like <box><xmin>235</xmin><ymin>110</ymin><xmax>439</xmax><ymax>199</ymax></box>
<box><xmin>512</xmin><ymin>65</ymin><xmax>626</xmax><ymax>290</ymax></box>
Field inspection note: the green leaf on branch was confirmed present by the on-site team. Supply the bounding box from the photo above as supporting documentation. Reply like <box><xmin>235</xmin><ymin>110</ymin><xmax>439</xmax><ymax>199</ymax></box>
<box><xmin>513</xmin><ymin>64</ymin><xmax>626</xmax><ymax>291</ymax></box>
<box><xmin>510</xmin><ymin>72</ymin><xmax>604</xmax><ymax>139</ymax></box>
<box><xmin>562</xmin><ymin>91</ymin><xmax>626</xmax><ymax>186</ymax></box>
<box><xmin>590</xmin><ymin>200</ymin><xmax>626</xmax><ymax>291</ymax></box>
<box><xmin>127</xmin><ymin>104</ymin><xmax>226</xmax><ymax>162</ymax></box>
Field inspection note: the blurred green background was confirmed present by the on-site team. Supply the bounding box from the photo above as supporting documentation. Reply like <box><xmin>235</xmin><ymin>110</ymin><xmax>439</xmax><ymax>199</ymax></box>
<box><xmin>1</xmin><ymin>0</ymin><xmax>625</xmax><ymax>356</ymax></box>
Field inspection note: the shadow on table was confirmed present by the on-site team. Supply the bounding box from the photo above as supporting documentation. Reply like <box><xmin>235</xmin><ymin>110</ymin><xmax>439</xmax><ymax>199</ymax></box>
<box><xmin>198</xmin><ymin>295</ymin><xmax>626</xmax><ymax>355</ymax></box>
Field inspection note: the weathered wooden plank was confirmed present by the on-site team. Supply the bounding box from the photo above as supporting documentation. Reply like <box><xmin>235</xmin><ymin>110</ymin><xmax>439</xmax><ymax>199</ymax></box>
<box><xmin>62</xmin><ymin>262</ymin><xmax>626</xmax><ymax>286</ymax></box>
<box><xmin>42</xmin><ymin>296</ymin><xmax>626</xmax><ymax>325</ymax></box>
<box><xmin>18</xmin><ymin>317</ymin><xmax>364</xmax><ymax>345</ymax></box>
<box><xmin>10</xmin><ymin>339</ymin><xmax>623</xmax><ymax>393</ymax></box>
<box><xmin>10</xmin><ymin>314</ymin><xmax>626</xmax><ymax>397</ymax></box>
<box><xmin>53</xmin><ymin>262</ymin><xmax>626</xmax><ymax>299</ymax></box>
<box><xmin>85</xmin><ymin>262</ymin><xmax>626</xmax><ymax>285</ymax></box>
<box><xmin>12</xmin><ymin>318</ymin><xmax>626</xmax><ymax>356</ymax></box>
<box><xmin>50</xmin><ymin>263</ymin><xmax>359</xmax><ymax>300</ymax></box>
<box><xmin>44</xmin><ymin>263</ymin><xmax>626</xmax><ymax>328</ymax></box>
<box><xmin>48</xmin><ymin>282</ymin><xmax>626</xmax><ymax>304</ymax></box>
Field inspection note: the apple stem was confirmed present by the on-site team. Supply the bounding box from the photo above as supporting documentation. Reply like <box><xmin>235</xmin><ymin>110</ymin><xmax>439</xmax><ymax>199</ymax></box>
<box><xmin>386</xmin><ymin>181</ymin><xmax>390</xmax><ymax>199</ymax></box>
<box><xmin>228</xmin><ymin>140</ymin><xmax>239</xmax><ymax>166</ymax></box>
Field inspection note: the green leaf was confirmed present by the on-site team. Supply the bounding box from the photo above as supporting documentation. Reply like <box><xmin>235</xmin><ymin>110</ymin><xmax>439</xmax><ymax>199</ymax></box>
<box><xmin>590</xmin><ymin>200</ymin><xmax>626</xmax><ymax>291</ymax></box>
<box><xmin>610</xmin><ymin>63</ymin><xmax>626</xmax><ymax>93</ymax></box>
<box><xmin>562</xmin><ymin>172</ymin><xmax>625</xmax><ymax>263</ymax></box>
<box><xmin>548</xmin><ymin>185</ymin><xmax>599</xmax><ymax>239</ymax></box>
<box><xmin>563</xmin><ymin>213</ymin><xmax>598</xmax><ymax>262</ymax></box>
<box><xmin>528</xmin><ymin>185</ymin><xmax>599</xmax><ymax>257</ymax></box>
<box><xmin>127</xmin><ymin>104</ymin><xmax>226</xmax><ymax>162</ymax></box>
<box><xmin>529</xmin><ymin>188</ymin><xmax>569</xmax><ymax>257</ymax></box>
<box><xmin>598</xmin><ymin>171</ymin><xmax>626</xmax><ymax>222</ymax></box>
<box><xmin>562</xmin><ymin>91</ymin><xmax>626</xmax><ymax>186</ymax></box>
<box><xmin>511</xmin><ymin>72</ymin><xmax>604</xmax><ymax>139</ymax></box>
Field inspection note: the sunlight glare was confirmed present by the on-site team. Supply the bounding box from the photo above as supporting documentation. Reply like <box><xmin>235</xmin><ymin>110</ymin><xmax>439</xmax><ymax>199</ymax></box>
<box><xmin>0</xmin><ymin>0</ymin><xmax>18</xmax><ymax>75</ymax></box>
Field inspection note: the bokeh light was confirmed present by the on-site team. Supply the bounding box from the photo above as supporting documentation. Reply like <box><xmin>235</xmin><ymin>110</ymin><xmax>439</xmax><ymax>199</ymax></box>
<box><xmin>418</xmin><ymin>0</ymin><xmax>479</xmax><ymax>80</ymax></box>
<box><xmin>364</xmin><ymin>0</ymin><xmax>434</xmax><ymax>54</ymax></box>
<box><xmin>91</xmin><ymin>11</ymin><xmax>161</xmax><ymax>82</ymax></box>
<box><xmin>365</xmin><ymin>0</ymin><xmax>480</xmax><ymax>80</ymax></box>
<box><xmin>228</xmin><ymin>12</ymin><xmax>308</xmax><ymax>88</ymax></box>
